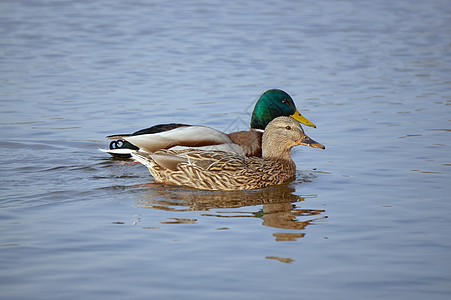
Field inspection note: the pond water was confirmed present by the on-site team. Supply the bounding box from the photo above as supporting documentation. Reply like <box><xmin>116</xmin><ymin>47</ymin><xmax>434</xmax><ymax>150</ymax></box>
<box><xmin>1</xmin><ymin>0</ymin><xmax>450</xmax><ymax>299</ymax></box>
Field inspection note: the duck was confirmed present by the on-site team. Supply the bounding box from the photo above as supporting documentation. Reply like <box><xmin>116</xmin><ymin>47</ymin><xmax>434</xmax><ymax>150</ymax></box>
<box><xmin>100</xmin><ymin>89</ymin><xmax>316</xmax><ymax>158</ymax></box>
<box><xmin>130</xmin><ymin>116</ymin><xmax>325</xmax><ymax>191</ymax></box>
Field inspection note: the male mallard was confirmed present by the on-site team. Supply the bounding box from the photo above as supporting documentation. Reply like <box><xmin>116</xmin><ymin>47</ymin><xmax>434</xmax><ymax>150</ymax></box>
<box><xmin>130</xmin><ymin>117</ymin><xmax>324</xmax><ymax>191</ymax></box>
<box><xmin>100</xmin><ymin>89</ymin><xmax>316</xmax><ymax>158</ymax></box>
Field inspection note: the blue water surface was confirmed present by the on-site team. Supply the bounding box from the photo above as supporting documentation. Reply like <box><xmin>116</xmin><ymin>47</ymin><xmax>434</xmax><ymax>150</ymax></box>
<box><xmin>1</xmin><ymin>0</ymin><xmax>450</xmax><ymax>299</ymax></box>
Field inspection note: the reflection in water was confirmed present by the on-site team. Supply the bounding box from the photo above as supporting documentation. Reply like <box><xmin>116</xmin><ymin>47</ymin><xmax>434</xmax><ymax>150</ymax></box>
<box><xmin>136</xmin><ymin>184</ymin><xmax>326</xmax><ymax>241</ymax></box>
<box><xmin>160</xmin><ymin>218</ymin><xmax>197</xmax><ymax>224</ymax></box>
<box><xmin>265</xmin><ymin>256</ymin><xmax>295</xmax><ymax>264</ymax></box>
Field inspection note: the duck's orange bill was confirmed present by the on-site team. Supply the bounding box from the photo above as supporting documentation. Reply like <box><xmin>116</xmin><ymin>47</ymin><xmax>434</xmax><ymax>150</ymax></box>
<box><xmin>296</xmin><ymin>135</ymin><xmax>325</xmax><ymax>149</ymax></box>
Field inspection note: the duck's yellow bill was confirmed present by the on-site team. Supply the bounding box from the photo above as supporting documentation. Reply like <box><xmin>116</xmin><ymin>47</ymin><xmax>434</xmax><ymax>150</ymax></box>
<box><xmin>290</xmin><ymin>110</ymin><xmax>316</xmax><ymax>128</ymax></box>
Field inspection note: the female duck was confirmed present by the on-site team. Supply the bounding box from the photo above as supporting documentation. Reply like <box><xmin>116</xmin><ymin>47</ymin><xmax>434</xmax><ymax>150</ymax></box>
<box><xmin>101</xmin><ymin>89</ymin><xmax>316</xmax><ymax>158</ymax></box>
<box><xmin>130</xmin><ymin>117</ymin><xmax>324</xmax><ymax>191</ymax></box>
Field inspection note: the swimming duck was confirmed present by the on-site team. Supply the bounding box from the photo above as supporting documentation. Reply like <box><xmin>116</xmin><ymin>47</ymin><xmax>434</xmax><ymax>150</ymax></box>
<box><xmin>130</xmin><ymin>117</ymin><xmax>325</xmax><ymax>191</ymax></box>
<box><xmin>100</xmin><ymin>89</ymin><xmax>316</xmax><ymax>158</ymax></box>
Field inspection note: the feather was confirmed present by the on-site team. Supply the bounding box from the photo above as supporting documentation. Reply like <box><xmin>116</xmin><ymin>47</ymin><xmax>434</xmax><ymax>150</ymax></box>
<box><xmin>123</xmin><ymin>126</ymin><xmax>243</xmax><ymax>154</ymax></box>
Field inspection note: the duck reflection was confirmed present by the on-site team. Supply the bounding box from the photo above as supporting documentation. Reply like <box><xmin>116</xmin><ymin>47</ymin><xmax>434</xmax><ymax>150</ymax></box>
<box><xmin>136</xmin><ymin>184</ymin><xmax>326</xmax><ymax>241</ymax></box>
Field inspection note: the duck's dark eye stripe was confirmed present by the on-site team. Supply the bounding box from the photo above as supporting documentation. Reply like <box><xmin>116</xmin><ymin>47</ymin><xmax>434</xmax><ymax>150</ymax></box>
<box><xmin>285</xmin><ymin>126</ymin><xmax>291</xmax><ymax>130</ymax></box>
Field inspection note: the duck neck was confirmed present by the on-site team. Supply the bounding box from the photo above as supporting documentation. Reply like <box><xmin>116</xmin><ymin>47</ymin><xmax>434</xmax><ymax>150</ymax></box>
<box><xmin>250</xmin><ymin>105</ymin><xmax>272</xmax><ymax>130</ymax></box>
<box><xmin>262</xmin><ymin>149</ymin><xmax>293</xmax><ymax>162</ymax></box>
<box><xmin>261</xmin><ymin>138</ymin><xmax>293</xmax><ymax>162</ymax></box>
<box><xmin>250</xmin><ymin>100</ymin><xmax>285</xmax><ymax>130</ymax></box>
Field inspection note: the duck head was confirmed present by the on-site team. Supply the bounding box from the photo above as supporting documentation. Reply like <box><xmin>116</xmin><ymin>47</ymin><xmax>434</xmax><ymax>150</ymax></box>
<box><xmin>250</xmin><ymin>89</ymin><xmax>316</xmax><ymax>130</ymax></box>
<box><xmin>262</xmin><ymin>117</ymin><xmax>324</xmax><ymax>160</ymax></box>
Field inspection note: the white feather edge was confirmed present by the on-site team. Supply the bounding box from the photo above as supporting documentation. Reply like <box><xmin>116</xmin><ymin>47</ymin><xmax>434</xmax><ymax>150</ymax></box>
<box><xmin>99</xmin><ymin>148</ymin><xmax>135</xmax><ymax>155</ymax></box>
<box><xmin>130</xmin><ymin>152</ymin><xmax>153</xmax><ymax>168</ymax></box>
<box><xmin>130</xmin><ymin>151</ymin><xmax>186</xmax><ymax>170</ymax></box>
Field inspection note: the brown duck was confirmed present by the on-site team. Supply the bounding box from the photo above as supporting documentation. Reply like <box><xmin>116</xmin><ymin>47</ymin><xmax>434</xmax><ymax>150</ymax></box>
<box><xmin>130</xmin><ymin>117</ymin><xmax>324</xmax><ymax>191</ymax></box>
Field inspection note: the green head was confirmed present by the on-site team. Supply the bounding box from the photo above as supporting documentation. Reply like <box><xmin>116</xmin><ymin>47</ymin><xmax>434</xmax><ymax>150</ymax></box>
<box><xmin>250</xmin><ymin>89</ymin><xmax>316</xmax><ymax>130</ymax></box>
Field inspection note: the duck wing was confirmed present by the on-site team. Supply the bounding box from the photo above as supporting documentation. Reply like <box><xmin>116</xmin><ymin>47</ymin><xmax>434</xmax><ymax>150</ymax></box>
<box><xmin>101</xmin><ymin>124</ymin><xmax>245</xmax><ymax>157</ymax></box>
<box><xmin>131</xmin><ymin>149</ymin><xmax>242</xmax><ymax>172</ymax></box>
<box><xmin>124</xmin><ymin>126</ymin><xmax>244</xmax><ymax>154</ymax></box>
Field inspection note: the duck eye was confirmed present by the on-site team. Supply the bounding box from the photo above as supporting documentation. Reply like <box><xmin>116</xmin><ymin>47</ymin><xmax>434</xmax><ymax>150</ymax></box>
<box><xmin>281</xmin><ymin>99</ymin><xmax>288</xmax><ymax>104</ymax></box>
<box><xmin>285</xmin><ymin>126</ymin><xmax>291</xmax><ymax>130</ymax></box>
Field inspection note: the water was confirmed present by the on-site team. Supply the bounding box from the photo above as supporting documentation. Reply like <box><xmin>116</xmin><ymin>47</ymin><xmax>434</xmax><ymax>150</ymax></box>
<box><xmin>1</xmin><ymin>0</ymin><xmax>450</xmax><ymax>299</ymax></box>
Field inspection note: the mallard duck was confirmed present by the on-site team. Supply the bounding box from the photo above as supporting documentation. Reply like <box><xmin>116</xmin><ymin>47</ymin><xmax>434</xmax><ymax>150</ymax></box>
<box><xmin>130</xmin><ymin>117</ymin><xmax>324</xmax><ymax>191</ymax></box>
<box><xmin>100</xmin><ymin>89</ymin><xmax>316</xmax><ymax>158</ymax></box>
